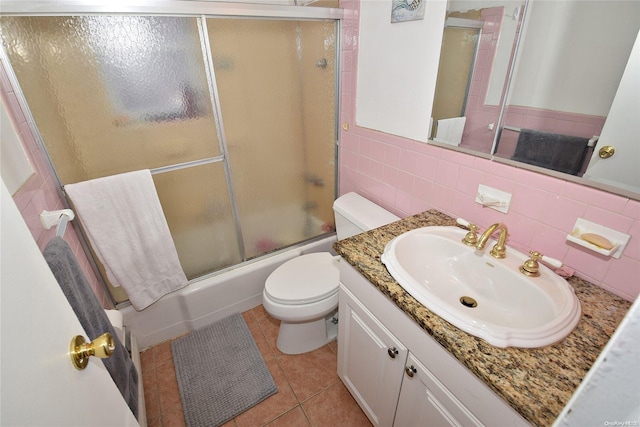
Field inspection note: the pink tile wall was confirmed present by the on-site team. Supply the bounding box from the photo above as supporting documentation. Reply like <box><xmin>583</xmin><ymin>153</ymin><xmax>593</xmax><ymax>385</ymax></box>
<box><xmin>340</xmin><ymin>0</ymin><xmax>639</xmax><ymax>301</ymax></box>
<box><xmin>460</xmin><ymin>7</ymin><xmax>506</xmax><ymax>153</ymax></box>
<box><xmin>0</xmin><ymin>59</ymin><xmax>113</xmax><ymax>309</ymax></box>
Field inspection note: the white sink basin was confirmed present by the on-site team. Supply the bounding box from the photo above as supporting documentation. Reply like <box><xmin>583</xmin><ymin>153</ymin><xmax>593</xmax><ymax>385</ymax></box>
<box><xmin>381</xmin><ymin>226</ymin><xmax>581</xmax><ymax>348</ymax></box>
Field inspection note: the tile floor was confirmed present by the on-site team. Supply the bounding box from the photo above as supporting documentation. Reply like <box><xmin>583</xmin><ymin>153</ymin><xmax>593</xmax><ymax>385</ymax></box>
<box><xmin>140</xmin><ymin>305</ymin><xmax>372</xmax><ymax>427</ymax></box>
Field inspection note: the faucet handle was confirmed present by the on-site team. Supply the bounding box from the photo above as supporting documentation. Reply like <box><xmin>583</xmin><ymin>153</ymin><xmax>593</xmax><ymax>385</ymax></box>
<box><xmin>541</xmin><ymin>254</ymin><xmax>563</xmax><ymax>269</ymax></box>
<box><xmin>520</xmin><ymin>251</ymin><xmax>543</xmax><ymax>277</ymax></box>
<box><xmin>519</xmin><ymin>251</ymin><xmax>563</xmax><ymax>277</ymax></box>
<box><xmin>456</xmin><ymin>218</ymin><xmax>472</xmax><ymax>228</ymax></box>
<box><xmin>456</xmin><ymin>218</ymin><xmax>479</xmax><ymax>246</ymax></box>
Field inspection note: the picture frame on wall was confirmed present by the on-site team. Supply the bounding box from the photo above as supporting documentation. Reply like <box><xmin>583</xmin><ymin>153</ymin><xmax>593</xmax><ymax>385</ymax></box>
<box><xmin>391</xmin><ymin>0</ymin><xmax>425</xmax><ymax>23</ymax></box>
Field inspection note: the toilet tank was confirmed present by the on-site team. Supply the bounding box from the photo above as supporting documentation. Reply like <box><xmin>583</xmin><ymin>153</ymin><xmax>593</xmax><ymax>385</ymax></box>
<box><xmin>333</xmin><ymin>192</ymin><xmax>400</xmax><ymax>240</ymax></box>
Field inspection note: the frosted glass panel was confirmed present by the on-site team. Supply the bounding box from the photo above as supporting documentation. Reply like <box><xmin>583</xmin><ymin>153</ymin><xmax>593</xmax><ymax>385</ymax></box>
<box><xmin>1</xmin><ymin>13</ymin><xmax>338</xmax><ymax>304</ymax></box>
<box><xmin>1</xmin><ymin>16</ymin><xmax>220</xmax><ymax>184</ymax></box>
<box><xmin>152</xmin><ymin>163</ymin><xmax>241</xmax><ymax>280</ymax></box>
<box><xmin>207</xmin><ymin>18</ymin><xmax>336</xmax><ymax>259</ymax></box>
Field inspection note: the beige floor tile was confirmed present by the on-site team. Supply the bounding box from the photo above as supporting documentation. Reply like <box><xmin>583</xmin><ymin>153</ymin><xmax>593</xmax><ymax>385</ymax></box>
<box><xmin>146</xmin><ymin>415</ymin><xmax>162</xmax><ymax>427</ymax></box>
<box><xmin>153</xmin><ymin>341</ymin><xmax>173</xmax><ymax>366</ymax></box>
<box><xmin>234</xmin><ymin>358</ymin><xmax>298</xmax><ymax>427</ymax></box>
<box><xmin>142</xmin><ymin>306</ymin><xmax>369</xmax><ymax>427</ymax></box>
<box><xmin>251</xmin><ymin>304</ymin><xmax>269</xmax><ymax>321</ymax></box>
<box><xmin>156</xmin><ymin>361</ymin><xmax>183</xmax><ymax>416</ymax></box>
<box><xmin>278</xmin><ymin>344</ymin><xmax>339</xmax><ymax>402</ymax></box>
<box><xmin>249</xmin><ymin>322</ymin><xmax>276</xmax><ymax>362</ymax></box>
<box><xmin>265</xmin><ymin>406</ymin><xmax>310</xmax><ymax>427</ymax></box>
<box><xmin>142</xmin><ymin>369</ymin><xmax>161</xmax><ymax>421</ymax></box>
<box><xmin>162</xmin><ymin>405</ymin><xmax>187</xmax><ymax>427</ymax></box>
<box><xmin>303</xmin><ymin>381</ymin><xmax>372</xmax><ymax>427</ymax></box>
<box><xmin>140</xmin><ymin>348</ymin><xmax>155</xmax><ymax>367</ymax></box>
<box><xmin>256</xmin><ymin>314</ymin><xmax>284</xmax><ymax>358</ymax></box>
<box><xmin>242</xmin><ymin>309</ymin><xmax>257</xmax><ymax>327</ymax></box>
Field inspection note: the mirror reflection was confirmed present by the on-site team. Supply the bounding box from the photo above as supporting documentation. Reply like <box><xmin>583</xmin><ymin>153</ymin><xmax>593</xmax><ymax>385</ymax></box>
<box><xmin>431</xmin><ymin>0</ymin><xmax>524</xmax><ymax>151</ymax></box>
<box><xmin>494</xmin><ymin>0</ymin><xmax>639</xmax><ymax>178</ymax></box>
<box><xmin>430</xmin><ymin>0</ymin><xmax>640</xmax><ymax>198</ymax></box>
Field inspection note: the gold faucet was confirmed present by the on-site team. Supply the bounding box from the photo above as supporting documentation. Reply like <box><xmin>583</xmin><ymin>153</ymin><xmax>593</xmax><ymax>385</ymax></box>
<box><xmin>476</xmin><ymin>223</ymin><xmax>508</xmax><ymax>258</ymax></box>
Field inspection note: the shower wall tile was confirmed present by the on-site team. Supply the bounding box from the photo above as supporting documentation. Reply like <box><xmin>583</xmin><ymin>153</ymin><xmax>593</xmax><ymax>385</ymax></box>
<box><xmin>339</xmin><ymin>0</ymin><xmax>640</xmax><ymax>302</ymax></box>
<box><xmin>458</xmin><ymin>6</ymin><xmax>508</xmax><ymax>153</ymax></box>
<box><xmin>1</xmin><ymin>61</ymin><xmax>112</xmax><ymax>309</ymax></box>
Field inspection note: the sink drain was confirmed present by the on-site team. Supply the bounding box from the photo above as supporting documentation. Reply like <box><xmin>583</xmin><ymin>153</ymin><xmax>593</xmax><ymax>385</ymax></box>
<box><xmin>460</xmin><ymin>296</ymin><xmax>477</xmax><ymax>308</ymax></box>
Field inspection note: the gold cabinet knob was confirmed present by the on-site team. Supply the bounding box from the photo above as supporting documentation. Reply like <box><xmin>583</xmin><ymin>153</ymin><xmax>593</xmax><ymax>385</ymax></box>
<box><xmin>598</xmin><ymin>145</ymin><xmax>615</xmax><ymax>159</ymax></box>
<box><xmin>70</xmin><ymin>333</ymin><xmax>115</xmax><ymax>370</ymax></box>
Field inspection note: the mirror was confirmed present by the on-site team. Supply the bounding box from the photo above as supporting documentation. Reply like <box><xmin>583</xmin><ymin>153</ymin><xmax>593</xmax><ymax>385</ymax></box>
<box><xmin>431</xmin><ymin>0</ymin><xmax>525</xmax><ymax>152</ymax></box>
<box><xmin>430</xmin><ymin>0</ymin><xmax>640</xmax><ymax>199</ymax></box>
<box><xmin>494</xmin><ymin>1</ymin><xmax>639</xmax><ymax>177</ymax></box>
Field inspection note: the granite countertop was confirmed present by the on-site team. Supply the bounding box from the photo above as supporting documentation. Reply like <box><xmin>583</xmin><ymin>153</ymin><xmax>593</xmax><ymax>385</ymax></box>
<box><xmin>333</xmin><ymin>209</ymin><xmax>631</xmax><ymax>427</ymax></box>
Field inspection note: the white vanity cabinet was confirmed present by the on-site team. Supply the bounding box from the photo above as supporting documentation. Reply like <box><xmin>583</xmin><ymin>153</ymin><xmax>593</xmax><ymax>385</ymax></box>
<box><xmin>394</xmin><ymin>352</ymin><xmax>481</xmax><ymax>426</ymax></box>
<box><xmin>337</xmin><ymin>262</ymin><xmax>529</xmax><ymax>427</ymax></box>
<box><xmin>338</xmin><ymin>281</ymin><xmax>408</xmax><ymax>426</ymax></box>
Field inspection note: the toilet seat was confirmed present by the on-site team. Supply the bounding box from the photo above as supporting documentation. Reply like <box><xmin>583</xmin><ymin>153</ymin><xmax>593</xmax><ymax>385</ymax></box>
<box><xmin>264</xmin><ymin>252</ymin><xmax>339</xmax><ymax>305</ymax></box>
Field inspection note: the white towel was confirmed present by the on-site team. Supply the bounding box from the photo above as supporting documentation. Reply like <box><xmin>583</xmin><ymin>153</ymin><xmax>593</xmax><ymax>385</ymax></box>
<box><xmin>65</xmin><ymin>170</ymin><xmax>187</xmax><ymax>310</ymax></box>
<box><xmin>434</xmin><ymin>117</ymin><xmax>467</xmax><ymax>146</ymax></box>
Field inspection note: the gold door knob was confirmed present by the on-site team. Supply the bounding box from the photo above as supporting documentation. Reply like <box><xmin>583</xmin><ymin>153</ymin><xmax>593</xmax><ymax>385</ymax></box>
<box><xmin>70</xmin><ymin>333</ymin><xmax>115</xmax><ymax>370</ymax></box>
<box><xmin>598</xmin><ymin>145</ymin><xmax>615</xmax><ymax>159</ymax></box>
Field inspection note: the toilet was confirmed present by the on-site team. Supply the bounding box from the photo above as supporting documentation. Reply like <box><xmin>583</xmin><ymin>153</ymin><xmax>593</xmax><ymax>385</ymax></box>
<box><xmin>262</xmin><ymin>192</ymin><xmax>400</xmax><ymax>354</ymax></box>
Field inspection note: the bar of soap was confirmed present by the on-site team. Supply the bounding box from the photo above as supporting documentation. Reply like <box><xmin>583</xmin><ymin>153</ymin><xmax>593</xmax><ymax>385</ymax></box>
<box><xmin>581</xmin><ymin>233</ymin><xmax>614</xmax><ymax>250</ymax></box>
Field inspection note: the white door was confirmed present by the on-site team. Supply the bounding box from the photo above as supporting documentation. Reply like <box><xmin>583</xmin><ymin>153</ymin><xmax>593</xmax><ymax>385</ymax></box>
<box><xmin>0</xmin><ymin>179</ymin><xmax>138</xmax><ymax>426</ymax></box>
<box><xmin>583</xmin><ymin>31</ymin><xmax>640</xmax><ymax>194</ymax></box>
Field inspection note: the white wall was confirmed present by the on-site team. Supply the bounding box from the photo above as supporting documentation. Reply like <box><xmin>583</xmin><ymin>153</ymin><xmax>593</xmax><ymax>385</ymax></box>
<box><xmin>509</xmin><ymin>0</ymin><xmax>640</xmax><ymax>116</ymax></box>
<box><xmin>355</xmin><ymin>0</ymin><xmax>447</xmax><ymax>142</ymax></box>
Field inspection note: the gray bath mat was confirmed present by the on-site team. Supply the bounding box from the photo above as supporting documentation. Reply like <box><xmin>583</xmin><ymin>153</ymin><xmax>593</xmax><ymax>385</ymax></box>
<box><xmin>171</xmin><ymin>313</ymin><xmax>277</xmax><ymax>427</ymax></box>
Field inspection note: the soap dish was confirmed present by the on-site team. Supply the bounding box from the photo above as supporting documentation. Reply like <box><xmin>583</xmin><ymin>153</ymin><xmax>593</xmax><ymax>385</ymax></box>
<box><xmin>566</xmin><ymin>218</ymin><xmax>630</xmax><ymax>259</ymax></box>
<box><xmin>566</xmin><ymin>234</ymin><xmax>618</xmax><ymax>257</ymax></box>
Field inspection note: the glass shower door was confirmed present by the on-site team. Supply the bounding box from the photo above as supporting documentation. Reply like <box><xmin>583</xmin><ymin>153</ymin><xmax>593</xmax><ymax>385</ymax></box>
<box><xmin>0</xmin><ymin>16</ymin><xmax>223</xmax><ymax>180</ymax></box>
<box><xmin>1</xmin><ymin>15</ymin><xmax>243</xmax><ymax>291</ymax></box>
<box><xmin>207</xmin><ymin>17</ymin><xmax>337</xmax><ymax>259</ymax></box>
<box><xmin>1</xmin><ymin>13</ymin><xmax>337</xmax><ymax>304</ymax></box>
<box><xmin>432</xmin><ymin>24</ymin><xmax>481</xmax><ymax>128</ymax></box>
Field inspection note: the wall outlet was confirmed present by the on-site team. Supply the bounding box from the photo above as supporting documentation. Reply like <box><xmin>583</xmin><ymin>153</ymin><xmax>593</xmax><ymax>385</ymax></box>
<box><xmin>475</xmin><ymin>185</ymin><xmax>511</xmax><ymax>213</ymax></box>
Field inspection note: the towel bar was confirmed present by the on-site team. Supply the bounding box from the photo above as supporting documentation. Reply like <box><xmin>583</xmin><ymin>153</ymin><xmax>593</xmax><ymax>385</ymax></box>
<box><xmin>40</xmin><ymin>209</ymin><xmax>75</xmax><ymax>237</ymax></box>
<box><xmin>503</xmin><ymin>126</ymin><xmax>599</xmax><ymax>147</ymax></box>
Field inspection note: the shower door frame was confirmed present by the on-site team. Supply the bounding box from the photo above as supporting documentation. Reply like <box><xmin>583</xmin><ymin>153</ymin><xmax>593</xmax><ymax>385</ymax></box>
<box><xmin>1</xmin><ymin>0</ymin><xmax>343</xmax><ymax>307</ymax></box>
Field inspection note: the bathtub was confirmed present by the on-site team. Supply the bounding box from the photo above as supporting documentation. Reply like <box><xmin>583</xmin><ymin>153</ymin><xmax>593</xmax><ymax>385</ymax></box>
<box><xmin>120</xmin><ymin>233</ymin><xmax>337</xmax><ymax>350</ymax></box>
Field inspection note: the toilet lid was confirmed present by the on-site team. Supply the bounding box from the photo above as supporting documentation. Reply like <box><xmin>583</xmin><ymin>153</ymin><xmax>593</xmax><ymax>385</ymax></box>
<box><xmin>265</xmin><ymin>252</ymin><xmax>340</xmax><ymax>305</ymax></box>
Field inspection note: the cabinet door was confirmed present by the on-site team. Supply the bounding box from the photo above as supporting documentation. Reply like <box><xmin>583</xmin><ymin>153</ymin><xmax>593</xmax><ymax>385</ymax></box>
<box><xmin>394</xmin><ymin>353</ymin><xmax>483</xmax><ymax>427</ymax></box>
<box><xmin>338</xmin><ymin>285</ymin><xmax>408</xmax><ymax>427</ymax></box>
